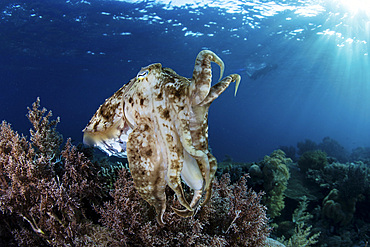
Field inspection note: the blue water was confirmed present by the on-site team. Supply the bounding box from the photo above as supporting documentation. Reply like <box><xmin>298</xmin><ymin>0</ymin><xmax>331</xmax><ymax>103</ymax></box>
<box><xmin>1</xmin><ymin>0</ymin><xmax>369</xmax><ymax>162</ymax></box>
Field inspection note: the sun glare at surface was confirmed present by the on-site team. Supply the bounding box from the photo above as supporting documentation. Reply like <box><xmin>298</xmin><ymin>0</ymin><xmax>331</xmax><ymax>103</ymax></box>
<box><xmin>334</xmin><ymin>0</ymin><xmax>370</xmax><ymax>16</ymax></box>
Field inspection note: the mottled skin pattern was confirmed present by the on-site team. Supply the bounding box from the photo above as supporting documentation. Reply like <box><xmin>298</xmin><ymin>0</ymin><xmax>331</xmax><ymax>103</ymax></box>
<box><xmin>83</xmin><ymin>50</ymin><xmax>241</xmax><ymax>225</ymax></box>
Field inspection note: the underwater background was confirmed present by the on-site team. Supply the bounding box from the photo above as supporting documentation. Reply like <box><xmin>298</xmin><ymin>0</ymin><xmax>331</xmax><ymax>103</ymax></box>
<box><xmin>1</xmin><ymin>0</ymin><xmax>370</xmax><ymax>246</ymax></box>
<box><xmin>1</xmin><ymin>0</ymin><xmax>369</xmax><ymax>162</ymax></box>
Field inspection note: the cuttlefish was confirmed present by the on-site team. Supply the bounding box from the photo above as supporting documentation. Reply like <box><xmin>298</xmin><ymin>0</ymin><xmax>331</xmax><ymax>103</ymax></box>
<box><xmin>83</xmin><ymin>50</ymin><xmax>241</xmax><ymax>225</ymax></box>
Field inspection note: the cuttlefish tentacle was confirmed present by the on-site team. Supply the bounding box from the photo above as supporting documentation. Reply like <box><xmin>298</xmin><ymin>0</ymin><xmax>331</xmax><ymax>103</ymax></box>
<box><xmin>177</xmin><ymin>121</ymin><xmax>210</xmax><ymax>187</ymax></box>
<box><xmin>172</xmin><ymin>150</ymin><xmax>205</xmax><ymax>217</ymax></box>
<box><xmin>153</xmin><ymin>80</ymin><xmax>194</xmax><ymax>213</ymax></box>
<box><xmin>201</xmin><ymin>152</ymin><xmax>217</xmax><ymax>206</ymax></box>
<box><xmin>163</xmin><ymin>133</ymin><xmax>193</xmax><ymax>212</ymax></box>
<box><xmin>171</xmin><ymin>186</ymin><xmax>203</xmax><ymax>217</ymax></box>
<box><xmin>173</xmin><ymin>104</ymin><xmax>209</xmax><ymax>211</ymax></box>
<box><xmin>171</xmin><ymin>207</ymin><xmax>194</xmax><ymax>218</ymax></box>
<box><xmin>196</xmin><ymin>75</ymin><xmax>241</xmax><ymax>206</ymax></box>
<box><xmin>126</xmin><ymin>121</ymin><xmax>167</xmax><ymax>225</ymax></box>
<box><xmin>171</xmin><ymin>147</ymin><xmax>204</xmax><ymax>217</ymax></box>
<box><xmin>190</xmin><ymin>50</ymin><xmax>224</xmax><ymax>106</ymax></box>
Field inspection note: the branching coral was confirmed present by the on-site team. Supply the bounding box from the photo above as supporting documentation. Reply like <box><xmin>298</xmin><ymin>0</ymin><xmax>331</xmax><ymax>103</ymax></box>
<box><xmin>98</xmin><ymin>170</ymin><xmax>271</xmax><ymax>246</ymax></box>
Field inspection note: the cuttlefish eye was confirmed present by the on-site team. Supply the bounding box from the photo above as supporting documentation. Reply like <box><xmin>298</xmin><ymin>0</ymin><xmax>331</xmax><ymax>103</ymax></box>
<box><xmin>136</xmin><ymin>70</ymin><xmax>149</xmax><ymax>81</ymax></box>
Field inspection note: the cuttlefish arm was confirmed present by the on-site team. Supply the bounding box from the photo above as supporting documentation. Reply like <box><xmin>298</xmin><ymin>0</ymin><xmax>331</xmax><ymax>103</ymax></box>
<box><xmin>200</xmin><ymin>74</ymin><xmax>241</xmax><ymax>106</ymax></box>
<box><xmin>177</xmin><ymin>53</ymin><xmax>241</xmax><ymax>214</ymax></box>
<box><xmin>198</xmin><ymin>74</ymin><xmax>241</xmax><ymax>206</ymax></box>
<box><xmin>190</xmin><ymin>50</ymin><xmax>224</xmax><ymax>106</ymax></box>
<box><xmin>126</xmin><ymin>121</ymin><xmax>167</xmax><ymax>225</ymax></box>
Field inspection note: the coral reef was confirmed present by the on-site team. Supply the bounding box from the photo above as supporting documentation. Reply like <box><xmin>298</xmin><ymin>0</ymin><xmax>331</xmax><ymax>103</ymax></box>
<box><xmin>3</xmin><ymin>100</ymin><xmax>369</xmax><ymax>247</ymax></box>
<box><xmin>338</xmin><ymin>162</ymin><xmax>368</xmax><ymax>200</ymax></box>
<box><xmin>279</xmin><ymin>145</ymin><xmax>297</xmax><ymax>161</ymax></box>
<box><xmin>97</xmin><ymin>170</ymin><xmax>272</xmax><ymax>246</ymax></box>
<box><xmin>217</xmin><ymin>150</ymin><xmax>291</xmax><ymax>219</ymax></box>
<box><xmin>0</xmin><ymin>99</ymin><xmax>272</xmax><ymax>246</ymax></box>
<box><xmin>0</xmin><ymin>98</ymin><xmax>102</xmax><ymax>246</ymax></box>
<box><xmin>193</xmin><ymin>141</ymin><xmax>369</xmax><ymax>246</ymax></box>
<box><xmin>260</xmin><ymin>150</ymin><xmax>291</xmax><ymax>218</ymax></box>
<box><xmin>318</xmin><ymin>137</ymin><xmax>348</xmax><ymax>163</ymax></box>
<box><xmin>322</xmin><ymin>188</ymin><xmax>355</xmax><ymax>226</ymax></box>
<box><xmin>297</xmin><ymin>149</ymin><xmax>368</xmax><ymax>227</ymax></box>
<box><xmin>280</xmin><ymin>197</ymin><xmax>320</xmax><ymax>247</ymax></box>
<box><xmin>321</xmin><ymin>163</ymin><xmax>368</xmax><ymax>226</ymax></box>
<box><xmin>276</xmin><ymin>138</ymin><xmax>370</xmax><ymax>246</ymax></box>
<box><xmin>296</xmin><ymin>137</ymin><xmax>348</xmax><ymax>162</ymax></box>
<box><xmin>298</xmin><ymin>150</ymin><xmax>328</xmax><ymax>173</ymax></box>
<box><xmin>350</xmin><ymin>146</ymin><xmax>370</xmax><ymax>163</ymax></box>
<box><xmin>297</xmin><ymin>139</ymin><xmax>319</xmax><ymax>155</ymax></box>
<box><xmin>216</xmin><ymin>139</ymin><xmax>370</xmax><ymax>246</ymax></box>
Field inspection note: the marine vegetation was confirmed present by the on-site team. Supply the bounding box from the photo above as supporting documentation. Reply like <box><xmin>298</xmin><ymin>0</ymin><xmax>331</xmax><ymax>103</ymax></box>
<box><xmin>0</xmin><ymin>98</ymin><xmax>102</xmax><ymax>246</ymax></box>
<box><xmin>298</xmin><ymin>150</ymin><xmax>328</xmax><ymax>173</ymax></box>
<box><xmin>216</xmin><ymin>144</ymin><xmax>370</xmax><ymax>246</ymax></box>
<box><xmin>279</xmin><ymin>196</ymin><xmax>320</xmax><ymax>247</ymax></box>
<box><xmin>297</xmin><ymin>150</ymin><xmax>369</xmax><ymax>227</ymax></box>
<box><xmin>217</xmin><ymin>150</ymin><xmax>291</xmax><ymax>219</ymax></box>
<box><xmin>260</xmin><ymin>150</ymin><xmax>291</xmax><ymax>218</ymax></box>
<box><xmin>97</xmin><ymin>170</ymin><xmax>271</xmax><ymax>246</ymax></box>
<box><xmin>297</xmin><ymin>137</ymin><xmax>348</xmax><ymax>162</ymax></box>
<box><xmin>0</xmin><ymin>99</ymin><xmax>271</xmax><ymax>246</ymax></box>
<box><xmin>350</xmin><ymin>147</ymin><xmax>370</xmax><ymax>163</ymax></box>
<box><xmin>282</xmin><ymin>146</ymin><xmax>370</xmax><ymax>246</ymax></box>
